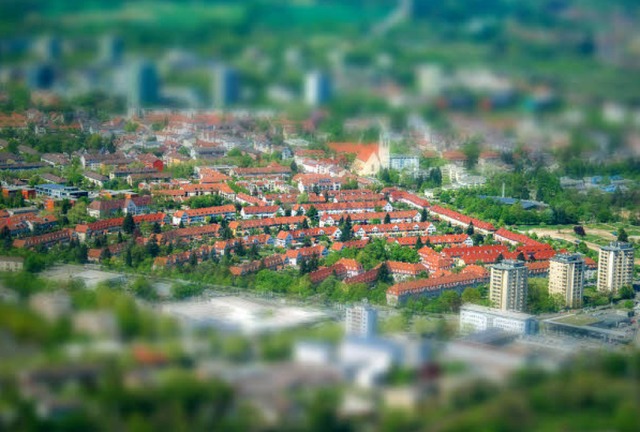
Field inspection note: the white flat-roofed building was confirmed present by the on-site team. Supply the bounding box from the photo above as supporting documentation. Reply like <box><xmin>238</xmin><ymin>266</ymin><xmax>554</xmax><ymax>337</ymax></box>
<box><xmin>489</xmin><ymin>260</ymin><xmax>528</xmax><ymax>312</ymax></box>
<box><xmin>460</xmin><ymin>303</ymin><xmax>537</xmax><ymax>335</ymax></box>
<box><xmin>549</xmin><ymin>253</ymin><xmax>585</xmax><ymax>308</ymax></box>
<box><xmin>597</xmin><ymin>242</ymin><xmax>634</xmax><ymax>294</ymax></box>
<box><xmin>345</xmin><ymin>303</ymin><xmax>377</xmax><ymax>339</ymax></box>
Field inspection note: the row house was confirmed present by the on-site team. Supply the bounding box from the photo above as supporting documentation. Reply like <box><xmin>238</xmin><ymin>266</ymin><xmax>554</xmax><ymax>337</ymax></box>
<box><xmin>213</xmin><ymin>235</ymin><xmax>274</xmax><ymax>256</ymax></box>
<box><xmin>319</xmin><ymin>210</ymin><xmax>421</xmax><ymax>227</ymax></box>
<box><xmin>163</xmin><ymin>151</ymin><xmax>191</xmax><ymax>166</ymax></box>
<box><xmin>76</xmin><ymin>218</ymin><xmax>122</xmax><ymax>242</ymax></box>
<box><xmin>0</xmin><ymin>214</ymin><xmax>58</xmax><ymax>237</ymax></box>
<box><xmin>190</xmin><ymin>143</ymin><xmax>225</xmax><ymax>160</ymax></box>
<box><xmin>87</xmin><ymin>196</ymin><xmax>152</xmax><ymax>218</ymax></box>
<box><xmin>526</xmin><ymin>260</ymin><xmax>550</xmax><ymax>278</ymax></box>
<box><xmin>330</xmin><ymin>239</ymin><xmax>370</xmax><ymax>252</ymax></box>
<box><xmin>157</xmin><ymin>224</ymin><xmax>221</xmax><ymax>244</ymax></box>
<box><xmin>178</xmin><ymin>183</ymin><xmax>236</xmax><ymax>200</ymax></box>
<box><xmin>442</xmin><ymin>244</ymin><xmax>509</xmax><ymax>265</ymax></box>
<box><xmin>343</xmin><ymin>266</ymin><xmax>380</xmax><ymax>286</ymax></box>
<box><xmin>263</xmin><ymin>193</ymin><xmax>299</xmax><ymax>206</ymax></box>
<box><xmin>386</xmin><ymin>261</ymin><xmax>429</xmax><ymax>281</ymax></box>
<box><xmin>388</xmin><ymin>190</ymin><xmax>431</xmax><ymax>209</ymax></box>
<box><xmin>110</xmin><ymin>167</ymin><xmax>159</xmax><ymax>180</ymax></box>
<box><xmin>329</xmin><ymin>190</ymin><xmax>384</xmax><ymax>203</ymax></box>
<box><xmin>172</xmin><ymin>205</ymin><xmax>236</xmax><ymax>225</ymax></box>
<box><xmin>87</xmin><ymin>243</ymin><xmax>127</xmax><ymax>263</ymax></box>
<box><xmin>240</xmin><ymin>205</ymin><xmax>282</xmax><ymax>220</ymax></box>
<box><xmin>494</xmin><ymin>228</ymin><xmax>543</xmax><ymax>247</ymax></box>
<box><xmin>284</xmin><ymin>245</ymin><xmax>327</xmax><ymax>266</ymax></box>
<box><xmin>229</xmin><ymin>255</ymin><xmax>285</xmax><ymax>277</ymax></box>
<box><xmin>309</xmin><ymin>263</ymin><xmax>348</xmax><ymax>284</ymax></box>
<box><xmin>229</xmin><ymin>216</ymin><xmax>307</xmax><ymax>236</ymax></box>
<box><xmin>231</xmin><ymin>164</ymin><xmax>292</xmax><ymax>178</ymax></box>
<box><xmin>296</xmin><ymin>200</ymin><xmax>393</xmax><ymax>217</ymax></box>
<box><xmin>418</xmin><ymin>247</ymin><xmax>455</xmax><ymax>273</ymax></box>
<box><xmin>41</xmin><ymin>153</ymin><xmax>71</xmax><ymax>168</ymax></box>
<box><xmin>429</xmin><ymin>205</ymin><xmax>496</xmax><ymax>234</ymax></box>
<box><xmin>390</xmin><ymin>234</ymin><xmax>473</xmax><ymax>248</ymax></box>
<box><xmin>275</xmin><ymin>231</ymin><xmax>293</xmax><ymax>248</ymax></box>
<box><xmin>213</xmin><ymin>239</ymin><xmax>239</xmax><ymax>256</ymax></box>
<box><xmin>294</xmin><ymin>174</ymin><xmax>346</xmax><ymax>193</ymax></box>
<box><xmin>235</xmin><ymin>193</ymin><xmax>263</xmax><ymax>206</ymax></box>
<box><xmin>353</xmin><ymin>222</ymin><xmax>436</xmax><ymax>238</ymax></box>
<box><xmin>80</xmin><ymin>153</ymin><xmax>129</xmax><ymax>170</ymax></box>
<box><xmin>386</xmin><ymin>265</ymin><xmax>489</xmax><ymax>306</ymax></box>
<box><xmin>127</xmin><ymin>172</ymin><xmax>172</xmax><ymax>186</ymax></box>
<box><xmin>75</xmin><ymin>213</ymin><xmax>167</xmax><ymax>241</ymax></box>
<box><xmin>335</xmin><ymin>258</ymin><xmax>363</xmax><ymax>278</ymax></box>
<box><xmin>152</xmin><ymin>245</ymin><xmax>214</xmax><ymax>269</ymax></box>
<box><xmin>242</xmin><ymin>233</ymin><xmax>275</xmax><ymax>248</ymax></box>
<box><xmin>289</xmin><ymin>226</ymin><xmax>341</xmax><ymax>243</ymax></box>
<box><xmin>83</xmin><ymin>171</ymin><xmax>109</xmax><ymax>188</ymax></box>
<box><xmin>197</xmin><ymin>168</ymin><xmax>231</xmax><ymax>183</ymax></box>
<box><xmin>13</xmin><ymin>228</ymin><xmax>74</xmax><ymax>249</ymax></box>
<box><xmin>137</xmin><ymin>154</ymin><xmax>164</xmax><ymax>172</ymax></box>
<box><xmin>0</xmin><ymin>218</ymin><xmax>31</xmax><ymax>237</ymax></box>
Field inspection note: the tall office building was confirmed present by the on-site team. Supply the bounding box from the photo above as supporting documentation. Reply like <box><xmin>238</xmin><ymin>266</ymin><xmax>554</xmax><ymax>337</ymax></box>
<box><xmin>489</xmin><ymin>260</ymin><xmax>528</xmax><ymax>312</ymax></box>
<box><xmin>304</xmin><ymin>71</ymin><xmax>332</xmax><ymax>106</ymax></box>
<box><xmin>549</xmin><ymin>254</ymin><xmax>585</xmax><ymax>308</ymax></box>
<box><xmin>99</xmin><ymin>34</ymin><xmax>124</xmax><ymax>65</ymax></box>
<box><xmin>416</xmin><ymin>64</ymin><xmax>444</xmax><ymax>98</ymax></box>
<box><xmin>129</xmin><ymin>60</ymin><xmax>159</xmax><ymax>108</ymax></box>
<box><xmin>35</xmin><ymin>35</ymin><xmax>62</xmax><ymax>62</ymax></box>
<box><xmin>213</xmin><ymin>65</ymin><xmax>239</xmax><ymax>108</ymax></box>
<box><xmin>597</xmin><ymin>242</ymin><xmax>634</xmax><ymax>294</ymax></box>
<box><xmin>26</xmin><ymin>63</ymin><xmax>56</xmax><ymax>90</ymax></box>
<box><xmin>345</xmin><ymin>303</ymin><xmax>377</xmax><ymax>339</ymax></box>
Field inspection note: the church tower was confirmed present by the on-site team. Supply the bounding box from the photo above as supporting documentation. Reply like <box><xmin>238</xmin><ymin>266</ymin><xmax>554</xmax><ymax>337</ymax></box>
<box><xmin>378</xmin><ymin>130</ymin><xmax>391</xmax><ymax>169</ymax></box>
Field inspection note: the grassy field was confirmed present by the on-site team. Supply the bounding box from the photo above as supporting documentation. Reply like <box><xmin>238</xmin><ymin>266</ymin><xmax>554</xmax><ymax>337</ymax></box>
<box><xmin>555</xmin><ymin>314</ymin><xmax>601</xmax><ymax>326</ymax></box>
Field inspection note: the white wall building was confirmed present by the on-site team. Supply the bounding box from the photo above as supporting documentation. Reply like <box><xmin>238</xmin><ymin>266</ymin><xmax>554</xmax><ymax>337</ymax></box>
<box><xmin>345</xmin><ymin>303</ymin><xmax>378</xmax><ymax>339</ymax></box>
<box><xmin>490</xmin><ymin>260</ymin><xmax>528</xmax><ymax>312</ymax></box>
<box><xmin>460</xmin><ymin>303</ymin><xmax>537</xmax><ymax>335</ymax></box>
<box><xmin>597</xmin><ymin>242</ymin><xmax>634</xmax><ymax>294</ymax></box>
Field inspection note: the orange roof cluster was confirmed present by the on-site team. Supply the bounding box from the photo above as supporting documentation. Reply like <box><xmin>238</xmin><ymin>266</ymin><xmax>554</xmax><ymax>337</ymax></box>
<box><xmin>300</xmin><ymin>200</ymin><xmax>389</xmax><ymax>214</ymax></box>
<box><xmin>387</xmin><ymin>266</ymin><xmax>489</xmax><ymax>296</ymax></box>
<box><xmin>231</xmin><ymin>216</ymin><xmax>306</xmax><ymax>231</ymax></box>
<box><xmin>494</xmin><ymin>228</ymin><xmax>543</xmax><ymax>246</ymax></box>
<box><xmin>389</xmin><ymin>190</ymin><xmax>431</xmax><ymax>209</ymax></box>
<box><xmin>386</xmin><ymin>261</ymin><xmax>428</xmax><ymax>276</ymax></box>
<box><xmin>328</xmin><ymin>142</ymin><xmax>379</xmax><ymax>163</ymax></box>
<box><xmin>174</xmin><ymin>205</ymin><xmax>236</xmax><ymax>220</ymax></box>
<box><xmin>430</xmin><ymin>205</ymin><xmax>496</xmax><ymax>231</ymax></box>
<box><xmin>354</xmin><ymin>221</ymin><xmax>433</xmax><ymax>235</ymax></box>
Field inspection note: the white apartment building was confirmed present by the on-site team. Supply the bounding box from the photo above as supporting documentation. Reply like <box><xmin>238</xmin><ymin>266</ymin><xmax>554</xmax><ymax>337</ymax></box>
<box><xmin>597</xmin><ymin>242</ymin><xmax>634</xmax><ymax>294</ymax></box>
<box><xmin>460</xmin><ymin>303</ymin><xmax>537</xmax><ymax>335</ymax></box>
<box><xmin>549</xmin><ymin>253</ymin><xmax>585</xmax><ymax>308</ymax></box>
<box><xmin>345</xmin><ymin>303</ymin><xmax>378</xmax><ymax>339</ymax></box>
<box><xmin>489</xmin><ymin>260</ymin><xmax>528</xmax><ymax>312</ymax></box>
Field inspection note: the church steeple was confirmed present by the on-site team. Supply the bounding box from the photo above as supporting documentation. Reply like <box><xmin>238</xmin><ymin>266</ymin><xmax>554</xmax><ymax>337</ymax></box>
<box><xmin>379</xmin><ymin>129</ymin><xmax>390</xmax><ymax>169</ymax></box>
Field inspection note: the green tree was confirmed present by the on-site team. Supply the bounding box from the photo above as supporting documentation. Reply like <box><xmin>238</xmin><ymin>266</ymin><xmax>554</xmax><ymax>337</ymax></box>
<box><xmin>377</xmin><ymin>262</ymin><xmax>393</xmax><ymax>284</ymax></box>
<box><xmin>461</xmin><ymin>287</ymin><xmax>483</xmax><ymax>304</ymax></box>
<box><xmin>124</xmin><ymin>247</ymin><xmax>133</xmax><ymax>267</ymax></box>
<box><xmin>122</xmin><ymin>213</ymin><xmax>135</xmax><ymax>234</ymax></box>
<box><xmin>339</xmin><ymin>216</ymin><xmax>353</xmax><ymax>242</ymax></box>
<box><xmin>617</xmin><ymin>227</ymin><xmax>628</xmax><ymax>242</ymax></box>
<box><xmin>618</xmin><ymin>285</ymin><xmax>635</xmax><ymax>300</ymax></box>
<box><xmin>100</xmin><ymin>247</ymin><xmax>112</xmax><ymax>263</ymax></box>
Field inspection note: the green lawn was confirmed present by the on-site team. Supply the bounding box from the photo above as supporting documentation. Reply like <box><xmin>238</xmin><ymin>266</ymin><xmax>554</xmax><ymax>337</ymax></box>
<box><xmin>554</xmin><ymin>314</ymin><xmax>601</xmax><ymax>326</ymax></box>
